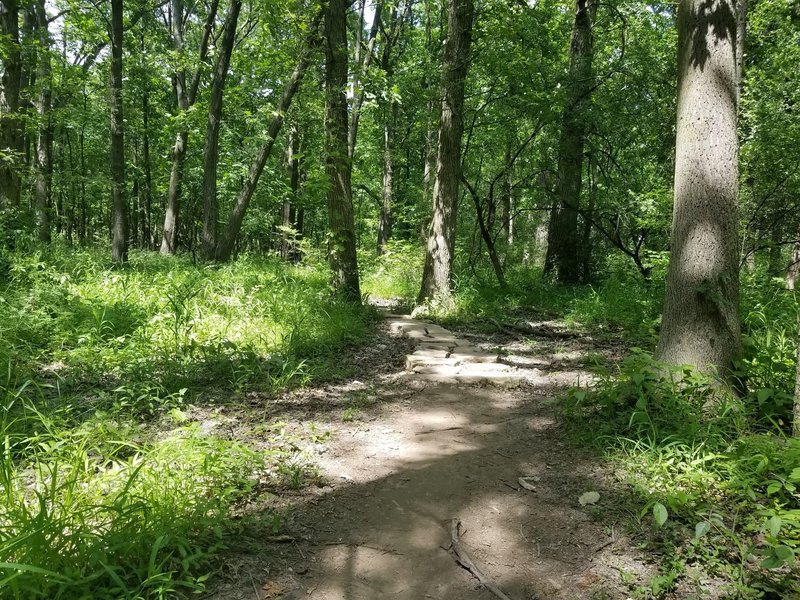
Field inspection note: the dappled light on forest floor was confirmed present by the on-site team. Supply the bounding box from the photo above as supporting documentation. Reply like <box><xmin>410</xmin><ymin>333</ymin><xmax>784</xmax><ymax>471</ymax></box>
<box><xmin>208</xmin><ymin>315</ymin><xmax>658</xmax><ymax>600</ymax></box>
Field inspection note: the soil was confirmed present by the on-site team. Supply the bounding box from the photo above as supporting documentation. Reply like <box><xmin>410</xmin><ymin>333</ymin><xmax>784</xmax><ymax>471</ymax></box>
<box><xmin>205</xmin><ymin>313</ymin><xmax>659</xmax><ymax>600</ymax></box>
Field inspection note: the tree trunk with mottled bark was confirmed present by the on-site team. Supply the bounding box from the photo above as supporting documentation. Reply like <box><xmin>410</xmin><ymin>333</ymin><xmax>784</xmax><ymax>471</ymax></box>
<box><xmin>161</xmin><ymin>0</ymin><xmax>219</xmax><ymax>254</ymax></box>
<box><xmin>324</xmin><ymin>0</ymin><xmax>361</xmax><ymax>302</ymax></box>
<box><xmin>0</xmin><ymin>0</ymin><xmax>22</xmax><ymax>209</ymax></box>
<box><xmin>110</xmin><ymin>0</ymin><xmax>128</xmax><ymax>263</ymax></box>
<box><xmin>418</xmin><ymin>0</ymin><xmax>474</xmax><ymax>306</ymax></box>
<box><xmin>655</xmin><ymin>0</ymin><xmax>741</xmax><ymax>378</ymax></box>
<box><xmin>200</xmin><ymin>0</ymin><xmax>241</xmax><ymax>261</ymax></box>
<box><xmin>215</xmin><ymin>18</ymin><xmax>319</xmax><ymax>262</ymax></box>
<box><xmin>34</xmin><ymin>0</ymin><xmax>52</xmax><ymax>243</ymax></box>
<box><xmin>545</xmin><ymin>0</ymin><xmax>596</xmax><ymax>284</ymax></box>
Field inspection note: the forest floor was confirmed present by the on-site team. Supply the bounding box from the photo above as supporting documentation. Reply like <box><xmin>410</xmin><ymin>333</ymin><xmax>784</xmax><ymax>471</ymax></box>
<box><xmin>203</xmin><ymin>311</ymin><xmax>669</xmax><ymax>600</ymax></box>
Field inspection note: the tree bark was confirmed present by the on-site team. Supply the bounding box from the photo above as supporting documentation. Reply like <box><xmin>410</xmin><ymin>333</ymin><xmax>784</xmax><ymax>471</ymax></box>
<box><xmin>348</xmin><ymin>0</ymin><xmax>383</xmax><ymax>160</ymax></box>
<box><xmin>786</xmin><ymin>237</ymin><xmax>800</xmax><ymax>290</ymax></box>
<box><xmin>418</xmin><ymin>0</ymin><xmax>474</xmax><ymax>306</ymax></box>
<box><xmin>544</xmin><ymin>0</ymin><xmax>596</xmax><ymax>284</ymax></box>
<box><xmin>200</xmin><ymin>0</ymin><xmax>242</xmax><ymax>261</ymax></box>
<box><xmin>34</xmin><ymin>0</ymin><xmax>52</xmax><ymax>243</ymax></box>
<box><xmin>110</xmin><ymin>0</ymin><xmax>128</xmax><ymax>263</ymax></box>
<box><xmin>160</xmin><ymin>0</ymin><xmax>220</xmax><ymax>254</ymax></box>
<box><xmin>377</xmin><ymin>102</ymin><xmax>395</xmax><ymax>255</ymax></box>
<box><xmin>215</xmin><ymin>17</ymin><xmax>320</xmax><ymax>262</ymax></box>
<box><xmin>0</xmin><ymin>0</ymin><xmax>22</xmax><ymax>209</ymax></box>
<box><xmin>654</xmin><ymin>0</ymin><xmax>741</xmax><ymax>377</ymax></box>
<box><xmin>325</xmin><ymin>0</ymin><xmax>361</xmax><ymax>302</ymax></box>
<box><xmin>281</xmin><ymin>123</ymin><xmax>300</xmax><ymax>260</ymax></box>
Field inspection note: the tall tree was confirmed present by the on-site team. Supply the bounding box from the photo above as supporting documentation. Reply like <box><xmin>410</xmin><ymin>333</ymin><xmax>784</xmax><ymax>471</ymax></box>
<box><xmin>654</xmin><ymin>0</ymin><xmax>741</xmax><ymax>376</ymax></box>
<box><xmin>0</xmin><ymin>0</ymin><xmax>22</xmax><ymax>209</ymax></box>
<box><xmin>325</xmin><ymin>0</ymin><xmax>361</xmax><ymax>301</ymax></box>
<box><xmin>215</xmin><ymin>15</ymin><xmax>321</xmax><ymax>262</ymax></box>
<box><xmin>544</xmin><ymin>0</ymin><xmax>596</xmax><ymax>284</ymax></box>
<box><xmin>417</xmin><ymin>0</ymin><xmax>474</xmax><ymax>306</ymax></box>
<box><xmin>160</xmin><ymin>0</ymin><xmax>220</xmax><ymax>254</ymax></box>
<box><xmin>110</xmin><ymin>0</ymin><xmax>128</xmax><ymax>263</ymax></box>
<box><xmin>33</xmin><ymin>0</ymin><xmax>52</xmax><ymax>243</ymax></box>
<box><xmin>200</xmin><ymin>0</ymin><xmax>242</xmax><ymax>261</ymax></box>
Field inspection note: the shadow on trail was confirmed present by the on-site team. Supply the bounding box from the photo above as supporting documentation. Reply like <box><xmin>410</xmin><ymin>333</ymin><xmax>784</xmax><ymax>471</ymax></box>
<box><xmin>216</xmin><ymin>368</ymin><xmax>644</xmax><ymax>600</ymax></box>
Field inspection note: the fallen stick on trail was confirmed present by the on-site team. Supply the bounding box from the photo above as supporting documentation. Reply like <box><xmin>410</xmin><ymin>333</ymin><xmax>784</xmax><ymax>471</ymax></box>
<box><xmin>447</xmin><ymin>519</ymin><xmax>513</xmax><ymax>600</ymax></box>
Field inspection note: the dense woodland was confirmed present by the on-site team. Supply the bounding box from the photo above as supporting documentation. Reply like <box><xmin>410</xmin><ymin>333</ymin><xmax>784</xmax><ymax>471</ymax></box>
<box><xmin>1</xmin><ymin>0</ymin><xmax>800</xmax><ymax>597</ymax></box>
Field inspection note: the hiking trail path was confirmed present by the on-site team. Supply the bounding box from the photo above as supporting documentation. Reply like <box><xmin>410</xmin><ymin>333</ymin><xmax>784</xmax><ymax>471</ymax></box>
<box><xmin>210</xmin><ymin>313</ymin><xmax>656</xmax><ymax>600</ymax></box>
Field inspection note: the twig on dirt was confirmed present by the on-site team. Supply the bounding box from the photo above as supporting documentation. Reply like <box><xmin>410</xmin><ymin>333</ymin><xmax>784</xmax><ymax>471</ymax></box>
<box><xmin>495</xmin><ymin>449</ymin><xmax>512</xmax><ymax>459</ymax></box>
<box><xmin>593</xmin><ymin>538</ymin><xmax>615</xmax><ymax>553</ymax></box>
<box><xmin>517</xmin><ymin>477</ymin><xmax>538</xmax><ymax>492</ymax></box>
<box><xmin>294</xmin><ymin>540</ymin><xmax>306</xmax><ymax>559</ymax></box>
<box><xmin>500</xmin><ymin>479</ymin><xmax>520</xmax><ymax>492</ymax></box>
<box><xmin>446</xmin><ymin>519</ymin><xmax>513</xmax><ymax>600</ymax></box>
<box><xmin>248</xmin><ymin>571</ymin><xmax>259</xmax><ymax>599</ymax></box>
<box><xmin>415</xmin><ymin>426</ymin><xmax>464</xmax><ymax>435</ymax></box>
<box><xmin>265</xmin><ymin>535</ymin><xmax>297</xmax><ymax>543</ymax></box>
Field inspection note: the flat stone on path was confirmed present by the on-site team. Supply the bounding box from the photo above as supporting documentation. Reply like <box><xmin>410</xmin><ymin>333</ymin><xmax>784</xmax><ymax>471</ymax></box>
<box><xmin>391</xmin><ymin>315</ymin><xmax>527</xmax><ymax>386</ymax></box>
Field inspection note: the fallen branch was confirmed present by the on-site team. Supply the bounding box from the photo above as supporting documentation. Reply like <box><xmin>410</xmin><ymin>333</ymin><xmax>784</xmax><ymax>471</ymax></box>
<box><xmin>447</xmin><ymin>519</ymin><xmax>513</xmax><ymax>600</ymax></box>
<box><xmin>488</xmin><ymin>317</ymin><xmax>578</xmax><ymax>340</ymax></box>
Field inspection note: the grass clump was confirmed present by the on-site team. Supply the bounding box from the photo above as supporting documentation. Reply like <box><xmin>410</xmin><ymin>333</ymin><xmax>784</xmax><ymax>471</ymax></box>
<box><xmin>0</xmin><ymin>247</ymin><xmax>380</xmax><ymax>598</ymax></box>
<box><xmin>564</xmin><ymin>350</ymin><xmax>800</xmax><ymax>599</ymax></box>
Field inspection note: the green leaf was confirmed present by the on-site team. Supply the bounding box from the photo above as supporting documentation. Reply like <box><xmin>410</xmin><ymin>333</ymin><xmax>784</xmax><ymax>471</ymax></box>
<box><xmin>762</xmin><ymin>556</ymin><xmax>783</xmax><ymax>569</ymax></box>
<box><xmin>653</xmin><ymin>502</ymin><xmax>668</xmax><ymax>527</ymax></box>
<box><xmin>774</xmin><ymin>546</ymin><xmax>795</xmax><ymax>562</ymax></box>
<box><xmin>757</xmin><ymin>388</ymin><xmax>772</xmax><ymax>403</ymax></box>
<box><xmin>767</xmin><ymin>481</ymin><xmax>782</xmax><ymax>495</ymax></box>
<box><xmin>767</xmin><ymin>516</ymin><xmax>782</xmax><ymax>537</ymax></box>
<box><xmin>694</xmin><ymin>521</ymin><xmax>710</xmax><ymax>538</ymax></box>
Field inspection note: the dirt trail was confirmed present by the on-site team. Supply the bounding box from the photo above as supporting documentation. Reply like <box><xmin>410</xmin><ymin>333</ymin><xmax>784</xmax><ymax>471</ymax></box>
<box><xmin>210</xmin><ymin>315</ymin><xmax>652</xmax><ymax>600</ymax></box>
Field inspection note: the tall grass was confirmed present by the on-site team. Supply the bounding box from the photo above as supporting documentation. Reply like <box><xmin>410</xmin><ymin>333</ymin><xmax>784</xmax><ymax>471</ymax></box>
<box><xmin>0</xmin><ymin>247</ymin><xmax>378</xmax><ymax>598</ymax></box>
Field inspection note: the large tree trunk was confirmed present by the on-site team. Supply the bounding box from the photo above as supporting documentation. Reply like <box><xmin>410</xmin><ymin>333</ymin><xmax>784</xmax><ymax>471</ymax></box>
<box><xmin>417</xmin><ymin>0</ymin><xmax>474</xmax><ymax>306</ymax></box>
<box><xmin>544</xmin><ymin>0</ymin><xmax>596</xmax><ymax>284</ymax></box>
<box><xmin>160</xmin><ymin>0</ymin><xmax>219</xmax><ymax>254</ymax></box>
<box><xmin>0</xmin><ymin>0</ymin><xmax>22</xmax><ymax>209</ymax></box>
<box><xmin>200</xmin><ymin>0</ymin><xmax>241</xmax><ymax>261</ymax></box>
<box><xmin>110</xmin><ymin>0</ymin><xmax>128</xmax><ymax>263</ymax></box>
<box><xmin>215</xmin><ymin>18</ymin><xmax>319</xmax><ymax>262</ymax></box>
<box><xmin>324</xmin><ymin>0</ymin><xmax>361</xmax><ymax>302</ymax></box>
<box><xmin>34</xmin><ymin>0</ymin><xmax>52</xmax><ymax>243</ymax></box>
<box><xmin>654</xmin><ymin>0</ymin><xmax>741</xmax><ymax>377</ymax></box>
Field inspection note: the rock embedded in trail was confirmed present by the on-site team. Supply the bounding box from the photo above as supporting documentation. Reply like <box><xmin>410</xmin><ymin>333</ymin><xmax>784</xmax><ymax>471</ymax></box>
<box><xmin>387</xmin><ymin>314</ymin><xmax>528</xmax><ymax>387</ymax></box>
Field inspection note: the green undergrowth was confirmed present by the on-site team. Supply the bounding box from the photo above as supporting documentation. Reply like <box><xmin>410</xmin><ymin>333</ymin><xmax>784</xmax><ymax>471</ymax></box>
<box><xmin>0</xmin><ymin>246</ymin><xmax>378</xmax><ymax>598</ymax></box>
<box><xmin>429</xmin><ymin>266</ymin><xmax>663</xmax><ymax>342</ymax></box>
<box><xmin>564</xmin><ymin>350</ymin><xmax>800</xmax><ymax>599</ymax></box>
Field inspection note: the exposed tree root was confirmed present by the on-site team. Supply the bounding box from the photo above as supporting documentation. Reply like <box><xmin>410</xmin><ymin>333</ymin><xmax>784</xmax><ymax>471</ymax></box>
<box><xmin>447</xmin><ymin>519</ymin><xmax>513</xmax><ymax>600</ymax></box>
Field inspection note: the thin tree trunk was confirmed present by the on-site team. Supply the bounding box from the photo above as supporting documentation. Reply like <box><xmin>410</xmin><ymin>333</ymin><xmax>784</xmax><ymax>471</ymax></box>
<box><xmin>794</xmin><ymin>319</ymin><xmax>800</xmax><ymax>436</ymax></box>
<box><xmin>463</xmin><ymin>178</ymin><xmax>507</xmax><ymax>288</ymax></box>
<box><xmin>200</xmin><ymin>0</ymin><xmax>242</xmax><ymax>261</ymax></box>
<box><xmin>348</xmin><ymin>0</ymin><xmax>383</xmax><ymax>159</ymax></box>
<box><xmin>580</xmin><ymin>155</ymin><xmax>597</xmax><ymax>282</ymax></box>
<box><xmin>140</xmin><ymin>27</ymin><xmax>153</xmax><ymax>248</ymax></box>
<box><xmin>545</xmin><ymin>0</ymin><xmax>596</xmax><ymax>284</ymax></box>
<box><xmin>34</xmin><ymin>0</ymin><xmax>52</xmax><ymax>243</ymax></box>
<box><xmin>418</xmin><ymin>0</ymin><xmax>474</xmax><ymax>306</ymax></box>
<box><xmin>110</xmin><ymin>0</ymin><xmax>128</xmax><ymax>263</ymax></box>
<box><xmin>786</xmin><ymin>238</ymin><xmax>800</xmax><ymax>290</ymax></box>
<box><xmin>325</xmin><ymin>0</ymin><xmax>361</xmax><ymax>302</ymax></box>
<box><xmin>377</xmin><ymin>103</ymin><xmax>395</xmax><ymax>255</ymax></box>
<box><xmin>161</xmin><ymin>0</ymin><xmax>220</xmax><ymax>254</ymax></box>
<box><xmin>215</xmin><ymin>17</ymin><xmax>320</xmax><ymax>262</ymax></box>
<box><xmin>0</xmin><ymin>0</ymin><xmax>22</xmax><ymax>208</ymax></box>
<box><xmin>655</xmin><ymin>0</ymin><xmax>741</xmax><ymax>377</ymax></box>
